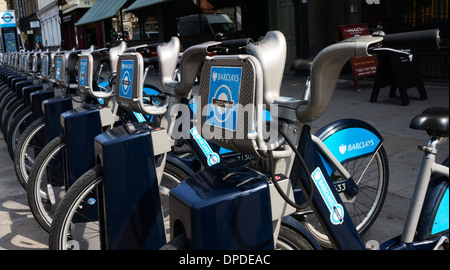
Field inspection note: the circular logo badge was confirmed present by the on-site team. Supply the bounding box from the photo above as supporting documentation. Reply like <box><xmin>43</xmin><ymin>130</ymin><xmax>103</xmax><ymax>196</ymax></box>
<box><xmin>87</xmin><ymin>198</ymin><xmax>96</xmax><ymax>205</ymax></box>
<box><xmin>121</xmin><ymin>71</ymin><xmax>131</xmax><ymax>95</ymax></box>
<box><xmin>2</xmin><ymin>13</ymin><xmax>14</xmax><ymax>23</ymax></box>
<box><xmin>213</xmin><ymin>85</ymin><xmax>233</xmax><ymax>123</ymax></box>
<box><xmin>207</xmin><ymin>152</ymin><xmax>220</xmax><ymax>166</ymax></box>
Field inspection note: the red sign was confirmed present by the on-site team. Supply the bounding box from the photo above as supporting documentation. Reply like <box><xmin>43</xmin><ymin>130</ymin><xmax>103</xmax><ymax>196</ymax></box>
<box><xmin>339</xmin><ymin>24</ymin><xmax>378</xmax><ymax>89</ymax></box>
<box><xmin>351</xmin><ymin>57</ymin><xmax>377</xmax><ymax>77</ymax></box>
<box><xmin>340</xmin><ymin>24</ymin><xmax>370</xmax><ymax>39</ymax></box>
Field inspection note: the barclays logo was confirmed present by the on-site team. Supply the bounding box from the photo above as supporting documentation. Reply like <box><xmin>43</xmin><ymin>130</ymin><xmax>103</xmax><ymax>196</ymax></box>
<box><xmin>339</xmin><ymin>139</ymin><xmax>374</xmax><ymax>155</ymax></box>
<box><xmin>339</xmin><ymin>144</ymin><xmax>347</xmax><ymax>154</ymax></box>
<box><xmin>122</xmin><ymin>64</ymin><xmax>132</xmax><ymax>69</ymax></box>
<box><xmin>212</xmin><ymin>71</ymin><xmax>240</xmax><ymax>82</ymax></box>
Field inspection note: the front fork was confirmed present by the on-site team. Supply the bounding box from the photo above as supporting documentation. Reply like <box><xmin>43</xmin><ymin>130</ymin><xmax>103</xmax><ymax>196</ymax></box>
<box><xmin>289</xmin><ymin>125</ymin><xmax>366</xmax><ymax>250</ymax></box>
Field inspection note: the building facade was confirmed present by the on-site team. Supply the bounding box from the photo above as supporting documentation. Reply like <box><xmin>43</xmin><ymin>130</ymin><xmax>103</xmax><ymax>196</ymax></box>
<box><xmin>37</xmin><ymin>0</ymin><xmax>61</xmax><ymax>49</ymax></box>
<box><xmin>60</xmin><ymin>0</ymin><xmax>99</xmax><ymax>50</ymax></box>
<box><xmin>0</xmin><ymin>1</ymin><xmax>7</xmax><ymax>10</ymax></box>
<box><xmin>7</xmin><ymin>0</ymin><xmax>41</xmax><ymax>50</ymax></box>
<box><xmin>4</xmin><ymin>0</ymin><xmax>447</xmax><ymax>79</ymax></box>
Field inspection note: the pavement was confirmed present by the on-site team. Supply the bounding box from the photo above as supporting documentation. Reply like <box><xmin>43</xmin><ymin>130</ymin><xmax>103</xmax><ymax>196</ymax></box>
<box><xmin>0</xmin><ymin>73</ymin><xmax>448</xmax><ymax>250</ymax></box>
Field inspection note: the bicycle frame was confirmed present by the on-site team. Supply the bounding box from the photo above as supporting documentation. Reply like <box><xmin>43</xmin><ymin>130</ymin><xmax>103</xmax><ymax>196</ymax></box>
<box><xmin>396</xmin><ymin>137</ymin><xmax>449</xmax><ymax>249</ymax></box>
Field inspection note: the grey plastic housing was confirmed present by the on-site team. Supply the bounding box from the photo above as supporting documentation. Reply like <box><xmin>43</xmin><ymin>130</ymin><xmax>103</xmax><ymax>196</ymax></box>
<box><xmin>196</xmin><ymin>55</ymin><xmax>258</xmax><ymax>156</ymax></box>
<box><xmin>246</xmin><ymin>31</ymin><xmax>286</xmax><ymax>105</ymax></box>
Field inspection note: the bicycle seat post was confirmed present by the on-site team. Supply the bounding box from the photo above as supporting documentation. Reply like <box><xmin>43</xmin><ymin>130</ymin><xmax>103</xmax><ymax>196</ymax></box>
<box><xmin>402</xmin><ymin>107</ymin><xmax>449</xmax><ymax>244</ymax></box>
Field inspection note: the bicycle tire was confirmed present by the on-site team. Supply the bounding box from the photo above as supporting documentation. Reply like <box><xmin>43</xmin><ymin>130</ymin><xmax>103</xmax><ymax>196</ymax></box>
<box><xmin>0</xmin><ymin>89</ymin><xmax>14</xmax><ymax>112</ymax></box>
<box><xmin>276</xmin><ymin>225</ymin><xmax>316</xmax><ymax>250</ymax></box>
<box><xmin>13</xmin><ymin>116</ymin><xmax>46</xmax><ymax>189</ymax></box>
<box><xmin>160</xmin><ymin>225</ymin><xmax>316</xmax><ymax>250</ymax></box>
<box><xmin>27</xmin><ymin>134</ymin><xmax>66</xmax><ymax>232</ymax></box>
<box><xmin>49</xmin><ymin>163</ymin><xmax>189</xmax><ymax>250</ymax></box>
<box><xmin>7</xmin><ymin>107</ymin><xmax>33</xmax><ymax>159</ymax></box>
<box><xmin>300</xmin><ymin>145</ymin><xmax>389</xmax><ymax>248</ymax></box>
<box><xmin>2</xmin><ymin>99</ymin><xmax>24</xmax><ymax>137</ymax></box>
<box><xmin>0</xmin><ymin>84</ymin><xmax>10</xmax><ymax>97</ymax></box>
<box><xmin>0</xmin><ymin>93</ymin><xmax>17</xmax><ymax>128</ymax></box>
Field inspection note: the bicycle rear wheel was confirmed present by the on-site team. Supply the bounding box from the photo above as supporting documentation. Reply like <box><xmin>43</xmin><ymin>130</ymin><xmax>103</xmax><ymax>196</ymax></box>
<box><xmin>49</xmin><ymin>163</ymin><xmax>188</xmax><ymax>250</ymax></box>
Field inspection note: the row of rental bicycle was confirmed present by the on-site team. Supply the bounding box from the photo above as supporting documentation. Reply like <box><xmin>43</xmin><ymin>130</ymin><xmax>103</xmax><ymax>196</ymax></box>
<box><xmin>0</xmin><ymin>29</ymin><xmax>448</xmax><ymax>250</ymax></box>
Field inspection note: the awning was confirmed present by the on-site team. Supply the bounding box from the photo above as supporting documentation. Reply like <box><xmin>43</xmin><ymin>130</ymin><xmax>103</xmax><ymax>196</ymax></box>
<box><xmin>207</xmin><ymin>0</ymin><xmax>242</xmax><ymax>9</ymax></box>
<box><xmin>125</xmin><ymin>0</ymin><xmax>169</xmax><ymax>13</ymax></box>
<box><xmin>75</xmin><ymin>0</ymin><xmax>129</xmax><ymax>26</ymax></box>
<box><xmin>125</xmin><ymin>0</ymin><xmax>201</xmax><ymax>16</ymax></box>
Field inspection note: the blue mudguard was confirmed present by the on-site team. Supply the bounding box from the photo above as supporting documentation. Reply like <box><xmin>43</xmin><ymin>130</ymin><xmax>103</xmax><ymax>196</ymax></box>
<box><xmin>416</xmin><ymin>157</ymin><xmax>449</xmax><ymax>240</ymax></box>
<box><xmin>314</xmin><ymin>119</ymin><xmax>384</xmax><ymax>175</ymax></box>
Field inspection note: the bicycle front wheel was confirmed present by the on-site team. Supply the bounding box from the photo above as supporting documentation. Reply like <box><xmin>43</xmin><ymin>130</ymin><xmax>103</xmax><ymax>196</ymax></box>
<box><xmin>27</xmin><ymin>135</ymin><xmax>66</xmax><ymax>232</ymax></box>
<box><xmin>49</xmin><ymin>163</ymin><xmax>188</xmax><ymax>250</ymax></box>
<box><xmin>160</xmin><ymin>225</ymin><xmax>317</xmax><ymax>250</ymax></box>
<box><xmin>7</xmin><ymin>107</ymin><xmax>33</xmax><ymax>159</ymax></box>
<box><xmin>301</xmin><ymin>145</ymin><xmax>389</xmax><ymax>248</ymax></box>
<box><xmin>13</xmin><ymin>116</ymin><xmax>46</xmax><ymax>189</ymax></box>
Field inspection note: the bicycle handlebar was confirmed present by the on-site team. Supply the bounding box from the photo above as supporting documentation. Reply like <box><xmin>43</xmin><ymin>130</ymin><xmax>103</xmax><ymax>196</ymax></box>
<box><xmin>381</xmin><ymin>29</ymin><xmax>440</xmax><ymax>50</ymax></box>
<box><xmin>208</xmin><ymin>38</ymin><xmax>254</xmax><ymax>54</ymax></box>
<box><xmin>172</xmin><ymin>38</ymin><xmax>255</xmax><ymax>96</ymax></box>
<box><xmin>174</xmin><ymin>41</ymin><xmax>220</xmax><ymax>96</ymax></box>
<box><xmin>290</xmin><ymin>59</ymin><xmax>313</xmax><ymax>73</ymax></box>
<box><xmin>124</xmin><ymin>43</ymin><xmax>161</xmax><ymax>54</ymax></box>
<box><xmin>155</xmin><ymin>29</ymin><xmax>441</xmax><ymax>126</ymax></box>
<box><xmin>100</xmin><ymin>56</ymin><xmax>109</xmax><ymax>65</ymax></box>
<box><xmin>296</xmin><ymin>29</ymin><xmax>440</xmax><ymax>123</ymax></box>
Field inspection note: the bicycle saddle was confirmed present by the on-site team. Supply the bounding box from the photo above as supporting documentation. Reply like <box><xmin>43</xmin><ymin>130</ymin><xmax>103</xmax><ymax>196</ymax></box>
<box><xmin>410</xmin><ymin>107</ymin><xmax>449</xmax><ymax>137</ymax></box>
<box><xmin>290</xmin><ymin>58</ymin><xmax>313</xmax><ymax>73</ymax></box>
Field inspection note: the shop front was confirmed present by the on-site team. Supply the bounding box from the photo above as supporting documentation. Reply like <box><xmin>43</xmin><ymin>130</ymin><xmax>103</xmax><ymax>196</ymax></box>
<box><xmin>60</xmin><ymin>0</ymin><xmax>100</xmax><ymax>49</ymax></box>
<box><xmin>19</xmin><ymin>13</ymin><xmax>42</xmax><ymax>50</ymax></box>
<box><xmin>124</xmin><ymin>0</ymin><xmax>269</xmax><ymax>47</ymax></box>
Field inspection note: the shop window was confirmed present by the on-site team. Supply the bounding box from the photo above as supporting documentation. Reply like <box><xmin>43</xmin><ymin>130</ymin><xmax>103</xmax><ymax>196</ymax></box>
<box><xmin>132</xmin><ymin>16</ymin><xmax>158</xmax><ymax>41</ymax></box>
<box><xmin>111</xmin><ymin>11</ymin><xmax>142</xmax><ymax>41</ymax></box>
<box><xmin>177</xmin><ymin>5</ymin><xmax>243</xmax><ymax>48</ymax></box>
<box><xmin>366</xmin><ymin>0</ymin><xmax>448</xmax><ymax>39</ymax></box>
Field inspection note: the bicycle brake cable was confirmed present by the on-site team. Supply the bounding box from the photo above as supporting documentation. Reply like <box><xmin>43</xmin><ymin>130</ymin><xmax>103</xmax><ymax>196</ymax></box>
<box><xmin>267</xmin><ymin>128</ymin><xmax>315</xmax><ymax>211</ymax></box>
